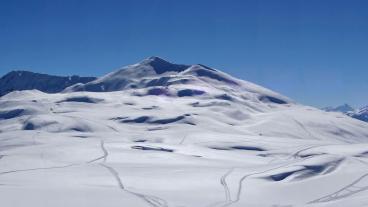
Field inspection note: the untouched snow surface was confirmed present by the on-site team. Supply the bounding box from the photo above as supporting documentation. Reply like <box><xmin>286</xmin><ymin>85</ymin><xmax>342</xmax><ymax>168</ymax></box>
<box><xmin>1</xmin><ymin>57</ymin><xmax>368</xmax><ymax>207</ymax></box>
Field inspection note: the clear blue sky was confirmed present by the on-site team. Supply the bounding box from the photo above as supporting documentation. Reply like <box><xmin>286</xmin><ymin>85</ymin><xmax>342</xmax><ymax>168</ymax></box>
<box><xmin>0</xmin><ymin>0</ymin><xmax>367</xmax><ymax>108</ymax></box>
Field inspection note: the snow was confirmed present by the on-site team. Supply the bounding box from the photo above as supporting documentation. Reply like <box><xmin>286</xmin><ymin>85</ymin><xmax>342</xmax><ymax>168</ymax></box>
<box><xmin>1</xmin><ymin>57</ymin><xmax>368</xmax><ymax>207</ymax></box>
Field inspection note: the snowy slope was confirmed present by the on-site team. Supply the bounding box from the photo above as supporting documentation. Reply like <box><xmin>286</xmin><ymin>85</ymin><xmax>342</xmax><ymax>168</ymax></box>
<box><xmin>1</xmin><ymin>57</ymin><xmax>368</xmax><ymax>207</ymax></box>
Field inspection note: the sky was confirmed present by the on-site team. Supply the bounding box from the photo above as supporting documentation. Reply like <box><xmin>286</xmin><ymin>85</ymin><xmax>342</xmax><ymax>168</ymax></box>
<box><xmin>0</xmin><ymin>0</ymin><xmax>367</xmax><ymax>108</ymax></box>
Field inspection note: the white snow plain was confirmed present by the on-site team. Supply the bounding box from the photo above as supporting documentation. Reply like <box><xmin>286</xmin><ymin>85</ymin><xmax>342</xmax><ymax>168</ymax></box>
<box><xmin>1</xmin><ymin>58</ymin><xmax>368</xmax><ymax>207</ymax></box>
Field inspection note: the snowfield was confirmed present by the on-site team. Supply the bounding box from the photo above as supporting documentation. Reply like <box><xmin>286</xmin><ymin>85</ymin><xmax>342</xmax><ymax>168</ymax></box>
<box><xmin>1</xmin><ymin>57</ymin><xmax>368</xmax><ymax>207</ymax></box>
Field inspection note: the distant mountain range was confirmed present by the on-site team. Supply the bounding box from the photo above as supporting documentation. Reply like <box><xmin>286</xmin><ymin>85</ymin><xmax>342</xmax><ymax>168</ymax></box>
<box><xmin>322</xmin><ymin>104</ymin><xmax>368</xmax><ymax>122</ymax></box>
<box><xmin>0</xmin><ymin>70</ymin><xmax>96</xmax><ymax>96</ymax></box>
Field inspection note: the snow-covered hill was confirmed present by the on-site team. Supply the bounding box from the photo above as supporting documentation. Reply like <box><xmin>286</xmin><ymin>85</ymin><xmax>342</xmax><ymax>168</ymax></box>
<box><xmin>1</xmin><ymin>57</ymin><xmax>368</xmax><ymax>207</ymax></box>
<box><xmin>0</xmin><ymin>70</ymin><xmax>96</xmax><ymax>96</ymax></box>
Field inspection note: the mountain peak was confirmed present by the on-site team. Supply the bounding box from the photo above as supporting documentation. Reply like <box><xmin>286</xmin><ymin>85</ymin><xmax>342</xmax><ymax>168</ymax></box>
<box><xmin>323</xmin><ymin>104</ymin><xmax>354</xmax><ymax>113</ymax></box>
<box><xmin>140</xmin><ymin>56</ymin><xmax>190</xmax><ymax>74</ymax></box>
<box><xmin>145</xmin><ymin>56</ymin><xmax>167</xmax><ymax>62</ymax></box>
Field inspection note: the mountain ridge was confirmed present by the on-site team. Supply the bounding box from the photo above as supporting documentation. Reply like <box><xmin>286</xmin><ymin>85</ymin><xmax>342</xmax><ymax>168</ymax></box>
<box><xmin>322</xmin><ymin>104</ymin><xmax>368</xmax><ymax>123</ymax></box>
<box><xmin>322</xmin><ymin>104</ymin><xmax>355</xmax><ymax>113</ymax></box>
<box><xmin>63</xmin><ymin>57</ymin><xmax>293</xmax><ymax>106</ymax></box>
<box><xmin>0</xmin><ymin>70</ymin><xmax>96</xmax><ymax>96</ymax></box>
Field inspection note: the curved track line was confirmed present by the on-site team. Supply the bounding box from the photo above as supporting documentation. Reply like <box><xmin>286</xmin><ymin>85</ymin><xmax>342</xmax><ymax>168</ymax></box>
<box><xmin>0</xmin><ymin>164</ymin><xmax>77</xmax><ymax>175</ymax></box>
<box><xmin>309</xmin><ymin>173</ymin><xmax>368</xmax><ymax>203</ymax></box>
<box><xmin>208</xmin><ymin>168</ymin><xmax>235</xmax><ymax>207</ymax></box>
<box><xmin>221</xmin><ymin>168</ymin><xmax>234</xmax><ymax>203</ymax></box>
<box><xmin>97</xmin><ymin>140</ymin><xmax>168</xmax><ymax>207</ymax></box>
<box><xmin>87</xmin><ymin>140</ymin><xmax>108</xmax><ymax>163</ymax></box>
<box><xmin>0</xmin><ymin>140</ymin><xmax>107</xmax><ymax>176</ymax></box>
<box><xmin>100</xmin><ymin>163</ymin><xmax>168</xmax><ymax>207</ymax></box>
<box><xmin>220</xmin><ymin>157</ymin><xmax>312</xmax><ymax>207</ymax></box>
<box><xmin>0</xmin><ymin>138</ymin><xmax>169</xmax><ymax>207</ymax></box>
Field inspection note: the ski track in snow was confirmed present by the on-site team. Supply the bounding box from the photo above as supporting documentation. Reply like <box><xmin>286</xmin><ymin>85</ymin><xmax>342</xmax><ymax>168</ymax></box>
<box><xmin>208</xmin><ymin>168</ymin><xmax>235</xmax><ymax>207</ymax></box>
<box><xmin>100</xmin><ymin>163</ymin><xmax>168</xmax><ymax>207</ymax></box>
<box><xmin>290</xmin><ymin>117</ymin><xmax>319</xmax><ymax>140</ymax></box>
<box><xmin>220</xmin><ymin>157</ymin><xmax>312</xmax><ymax>207</ymax></box>
<box><xmin>0</xmin><ymin>140</ymin><xmax>112</xmax><ymax>176</ymax></box>
<box><xmin>309</xmin><ymin>159</ymin><xmax>368</xmax><ymax>204</ymax></box>
<box><xmin>96</xmin><ymin>139</ymin><xmax>168</xmax><ymax>207</ymax></box>
<box><xmin>0</xmin><ymin>138</ymin><xmax>168</xmax><ymax>207</ymax></box>
<box><xmin>179</xmin><ymin>135</ymin><xmax>187</xmax><ymax>145</ymax></box>
<box><xmin>0</xmin><ymin>164</ymin><xmax>78</xmax><ymax>176</ymax></box>
<box><xmin>220</xmin><ymin>168</ymin><xmax>234</xmax><ymax>203</ymax></box>
<box><xmin>86</xmin><ymin>140</ymin><xmax>108</xmax><ymax>163</ymax></box>
<box><xmin>291</xmin><ymin>144</ymin><xmax>325</xmax><ymax>159</ymax></box>
<box><xmin>309</xmin><ymin>172</ymin><xmax>368</xmax><ymax>203</ymax></box>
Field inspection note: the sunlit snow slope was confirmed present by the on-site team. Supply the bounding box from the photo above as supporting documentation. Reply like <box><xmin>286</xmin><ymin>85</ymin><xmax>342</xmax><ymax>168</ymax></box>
<box><xmin>1</xmin><ymin>57</ymin><xmax>368</xmax><ymax>207</ymax></box>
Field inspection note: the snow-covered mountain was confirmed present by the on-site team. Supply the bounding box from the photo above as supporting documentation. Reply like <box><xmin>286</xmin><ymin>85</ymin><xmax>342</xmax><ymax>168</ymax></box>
<box><xmin>0</xmin><ymin>70</ymin><xmax>96</xmax><ymax>96</ymax></box>
<box><xmin>350</xmin><ymin>106</ymin><xmax>368</xmax><ymax>122</ymax></box>
<box><xmin>64</xmin><ymin>56</ymin><xmax>292</xmax><ymax>105</ymax></box>
<box><xmin>1</xmin><ymin>57</ymin><xmax>368</xmax><ymax>207</ymax></box>
<box><xmin>323</xmin><ymin>104</ymin><xmax>368</xmax><ymax>123</ymax></box>
<box><xmin>322</xmin><ymin>104</ymin><xmax>355</xmax><ymax>113</ymax></box>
